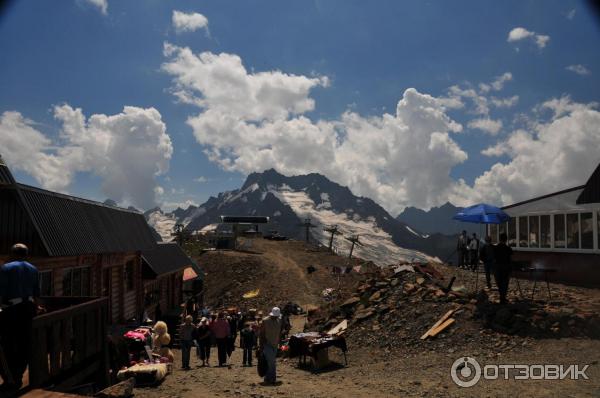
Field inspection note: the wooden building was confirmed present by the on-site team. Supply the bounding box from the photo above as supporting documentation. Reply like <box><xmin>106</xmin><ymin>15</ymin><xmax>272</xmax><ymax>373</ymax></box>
<box><xmin>141</xmin><ymin>242</ymin><xmax>195</xmax><ymax>320</ymax></box>
<box><xmin>0</xmin><ymin>157</ymin><xmax>158</xmax><ymax>323</ymax></box>
<box><xmin>487</xmin><ymin>163</ymin><xmax>600</xmax><ymax>287</ymax></box>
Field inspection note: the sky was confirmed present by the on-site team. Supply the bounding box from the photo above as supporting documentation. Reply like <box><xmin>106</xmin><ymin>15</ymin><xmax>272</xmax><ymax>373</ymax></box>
<box><xmin>1</xmin><ymin>0</ymin><xmax>599</xmax><ymax>215</ymax></box>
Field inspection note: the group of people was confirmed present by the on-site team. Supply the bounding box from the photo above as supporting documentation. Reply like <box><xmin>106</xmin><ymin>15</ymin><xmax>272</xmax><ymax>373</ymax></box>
<box><xmin>178</xmin><ymin>306</ymin><xmax>286</xmax><ymax>384</ymax></box>
<box><xmin>457</xmin><ymin>231</ymin><xmax>513</xmax><ymax>304</ymax></box>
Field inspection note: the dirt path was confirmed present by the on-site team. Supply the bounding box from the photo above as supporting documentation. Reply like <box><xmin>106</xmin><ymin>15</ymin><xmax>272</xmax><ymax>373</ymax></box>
<box><xmin>135</xmin><ymin>310</ymin><xmax>600</xmax><ymax>398</ymax></box>
<box><xmin>135</xmin><ymin>337</ymin><xmax>600</xmax><ymax>398</ymax></box>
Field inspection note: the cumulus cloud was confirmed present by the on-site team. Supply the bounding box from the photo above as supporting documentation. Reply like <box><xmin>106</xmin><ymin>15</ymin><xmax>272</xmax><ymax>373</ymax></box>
<box><xmin>162</xmin><ymin>43</ymin><xmax>468</xmax><ymax>213</ymax></box>
<box><xmin>566</xmin><ymin>64</ymin><xmax>590</xmax><ymax>76</ymax></box>
<box><xmin>446</xmin><ymin>73</ymin><xmax>515</xmax><ymax>116</ymax></box>
<box><xmin>172</xmin><ymin>10</ymin><xmax>209</xmax><ymax>34</ymax></box>
<box><xmin>507</xmin><ymin>27</ymin><xmax>550</xmax><ymax>49</ymax></box>
<box><xmin>479</xmin><ymin>72</ymin><xmax>512</xmax><ymax>93</ymax></box>
<box><xmin>194</xmin><ymin>176</ymin><xmax>210</xmax><ymax>183</ymax></box>
<box><xmin>474</xmin><ymin>97</ymin><xmax>600</xmax><ymax>204</ymax></box>
<box><xmin>567</xmin><ymin>8</ymin><xmax>576</xmax><ymax>20</ymax></box>
<box><xmin>0</xmin><ymin>105</ymin><xmax>173</xmax><ymax>209</ymax></box>
<box><xmin>163</xmin><ymin>44</ymin><xmax>599</xmax><ymax>211</ymax></box>
<box><xmin>82</xmin><ymin>0</ymin><xmax>108</xmax><ymax>15</ymax></box>
<box><xmin>467</xmin><ymin>118</ymin><xmax>503</xmax><ymax>135</ymax></box>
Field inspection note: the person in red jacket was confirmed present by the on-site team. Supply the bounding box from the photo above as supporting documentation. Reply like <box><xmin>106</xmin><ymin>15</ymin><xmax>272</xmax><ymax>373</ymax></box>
<box><xmin>210</xmin><ymin>312</ymin><xmax>230</xmax><ymax>366</ymax></box>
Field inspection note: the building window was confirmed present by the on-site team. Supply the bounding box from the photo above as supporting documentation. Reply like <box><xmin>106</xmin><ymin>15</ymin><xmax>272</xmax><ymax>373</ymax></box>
<box><xmin>518</xmin><ymin>216</ymin><xmax>528</xmax><ymax>247</ymax></box>
<box><xmin>62</xmin><ymin>266</ymin><xmax>91</xmax><ymax>297</ymax></box>
<box><xmin>508</xmin><ymin>217</ymin><xmax>517</xmax><ymax>247</ymax></box>
<box><xmin>39</xmin><ymin>270</ymin><xmax>53</xmax><ymax>296</ymax></box>
<box><xmin>125</xmin><ymin>261</ymin><xmax>135</xmax><ymax>291</ymax></box>
<box><xmin>489</xmin><ymin>224</ymin><xmax>498</xmax><ymax>244</ymax></box>
<box><xmin>529</xmin><ymin>216</ymin><xmax>539</xmax><ymax>248</ymax></box>
<box><xmin>581</xmin><ymin>212</ymin><xmax>593</xmax><ymax>249</ymax></box>
<box><xmin>554</xmin><ymin>214</ymin><xmax>565</xmax><ymax>248</ymax></box>
<box><xmin>540</xmin><ymin>215</ymin><xmax>551</xmax><ymax>248</ymax></box>
<box><xmin>566</xmin><ymin>213</ymin><xmax>580</xmax><ymax>249</ymax></box>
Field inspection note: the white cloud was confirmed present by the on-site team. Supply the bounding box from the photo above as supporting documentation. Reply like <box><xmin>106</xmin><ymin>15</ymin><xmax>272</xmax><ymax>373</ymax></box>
<box><xmin>480</xmin><ymin>72</ymin><xmax>513</xmax><ymax>93</ymax></box>
<box><xmin>473</xmin><ymin>98</ymin><xmax>600</xmax><ymax>205</ymax></box>
<box><xmin>490</xmin><ymin>95</ymin><xmax>519</xmax><ymax>108</ymax></box>
<box><xmin>82</xmin><ymin>0</ymin><xmax>108</xmax><ymax>15</ymax></box>
<box><xmin>194</xmin><ymin>176</ymin><xmax>209</xmax><ymax>183</ymax></box>
<box><xmin>163</xmin><ymin>44</ymin><xmax>468</xmax><ymax>214</ymax></box>
<box><xmin>507</xmin><ymin>27</ymin><xmax>550</xmax><ymax>49</ymax></box>
<box><xmin>467</xmin><ymin>118</ymin><xmax>503</xmax><ymax>135</ymax></box>
<box><xmin>0</xmin><ymin>105</ymin><xmax>173</xmax><ymax>209</ymax></box>
<box><xmin>172</xmin><ymin>10</ymin><xmax>209</xmax><ymax>34</ymax></box>
<box><xmin>163</xmin><ymin>44</ymin><xmax>600</xmax><ymax>211</ymax></box>
<box><xmin>567</xmin><ymin>8</ymin><xmax>576</xmax><ymax>20</ymax></box>
<box><xmin>566</xmin><ymin>64</ymin><xmax>590</xmax><ymax>76</ymax></box>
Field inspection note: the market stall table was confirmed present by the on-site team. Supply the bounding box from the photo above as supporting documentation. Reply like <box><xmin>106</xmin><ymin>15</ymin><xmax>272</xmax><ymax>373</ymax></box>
<box><xmin>287</xmin><ymin>332</ymin><xmax>347</xmax><ymax>371</ymax></box>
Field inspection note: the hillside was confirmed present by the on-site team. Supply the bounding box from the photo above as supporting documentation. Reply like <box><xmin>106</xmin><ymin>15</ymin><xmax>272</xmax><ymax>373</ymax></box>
<box><xmin>197</xmin><ymin>238</ymin><xmax>373</xmax><ymax>312</ymax></box>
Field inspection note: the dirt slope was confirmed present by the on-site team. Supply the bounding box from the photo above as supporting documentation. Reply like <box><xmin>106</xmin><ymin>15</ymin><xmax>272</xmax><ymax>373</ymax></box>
<box><xmin>196</xmin><ymin>239</ymin><xmax>371</xmax><ymax>312</ymax></box>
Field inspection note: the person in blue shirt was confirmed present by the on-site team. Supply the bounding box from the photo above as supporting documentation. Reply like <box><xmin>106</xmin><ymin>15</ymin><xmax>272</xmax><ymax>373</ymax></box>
<box><xmin>0</xmin><ymin>243</ymin><xmax>40</xmax><ymax>393</ymax></box>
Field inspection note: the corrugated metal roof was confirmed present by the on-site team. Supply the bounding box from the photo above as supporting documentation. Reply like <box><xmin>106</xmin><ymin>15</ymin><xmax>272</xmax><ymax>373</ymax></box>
<box><xmin>142</xmin><ymin>242</ymin><xmax>193</xmax><ymax>277</ymax></box>
<box><xmin>15</xmin><ymin>183</ymin><xmax>157</xmax><ymax>256</ymax></box>
<box><xmin>576</xmin><ymin>163</ymin><xmax>600</xmax><ymax>205</ymax></box>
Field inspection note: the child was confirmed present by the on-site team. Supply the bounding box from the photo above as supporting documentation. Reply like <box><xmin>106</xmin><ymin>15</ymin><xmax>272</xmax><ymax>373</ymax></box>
<box><xmin>240</xmin><ymin>322</ymin><xmax>256</xmax><ymax>367</ymax></box>
<box><xmin>180</xmin><ymin>315</ymin><xmax>196</xmax><ymax>370</ymax></box>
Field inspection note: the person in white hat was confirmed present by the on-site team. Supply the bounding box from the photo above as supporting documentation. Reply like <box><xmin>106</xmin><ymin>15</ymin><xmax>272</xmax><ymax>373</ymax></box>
<box><xmin>259</xmin><ymin>307</ymin><xmax>282</xmax><ymax>384</ymax></box>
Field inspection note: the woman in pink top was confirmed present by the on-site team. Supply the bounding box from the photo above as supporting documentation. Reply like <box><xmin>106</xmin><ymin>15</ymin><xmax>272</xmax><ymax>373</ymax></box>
<box><xmin>210</xmin><ymin>312</ymin><xmax>230</xmax><ymax>366</ymax></box>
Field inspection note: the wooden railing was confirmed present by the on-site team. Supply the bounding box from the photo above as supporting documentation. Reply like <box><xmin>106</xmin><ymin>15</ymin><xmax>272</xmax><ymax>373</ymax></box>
<box><xmin>28</xmin><ymin>296</ymin><xmax>110</xmax><ymax>390</ymax></box>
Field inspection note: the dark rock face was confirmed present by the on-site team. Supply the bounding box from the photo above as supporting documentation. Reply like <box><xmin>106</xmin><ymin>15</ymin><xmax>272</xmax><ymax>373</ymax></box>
<box><xmin>397</xmin><ymin>202</ymin><xmax>478</xmax><ymax>236</ymax></box>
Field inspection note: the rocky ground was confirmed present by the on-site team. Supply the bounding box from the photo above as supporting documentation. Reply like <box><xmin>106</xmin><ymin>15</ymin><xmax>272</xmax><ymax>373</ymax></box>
<box><xmin>133</xmin><ymin>239</ymin><xmax>600</xmax><ymax>397</ymax></box>
<box><xmin>135</xmin><ymin>317</ymin><xmax>600</xmax><ymax>398</ymax></box>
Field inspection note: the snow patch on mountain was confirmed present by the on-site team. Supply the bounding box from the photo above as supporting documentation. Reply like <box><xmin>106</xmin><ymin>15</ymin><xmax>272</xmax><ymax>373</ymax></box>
<box><xmin>146</xmin><ymin>210</ymin><xmax>176</xmax><ymax>242</ymax></box>
<box><xmin>269</xmin><ymin>186</ymin><xmax>435</xmax><ymax>265</ymax></box>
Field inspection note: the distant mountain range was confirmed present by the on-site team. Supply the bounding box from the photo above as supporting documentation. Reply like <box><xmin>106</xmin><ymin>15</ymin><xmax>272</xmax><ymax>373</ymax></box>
<box><xmin>396</xmin><ymin>202</ymin><xmax>479</xmax><ymax>236</ymax></box>
<box><xmin>144</xmin><ymin>169</ymin><xmax>458</xmax><ymax>265</ymax></box>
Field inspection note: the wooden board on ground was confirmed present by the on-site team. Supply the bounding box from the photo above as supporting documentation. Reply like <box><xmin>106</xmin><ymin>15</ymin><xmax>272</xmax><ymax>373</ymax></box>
<box><xmin>326</xmin><ymin>319</ymin><xmax>348</xmax><ymax>336</ymax></box>
<box><xmin>420</xmin><ymin>309</ymin><xmax>455</xmax><ymax>340</ymax></box>
<box><xmin>429</xmin><ymin>318</ymin><xmax>455</xmax><ymax>337</ymax></box>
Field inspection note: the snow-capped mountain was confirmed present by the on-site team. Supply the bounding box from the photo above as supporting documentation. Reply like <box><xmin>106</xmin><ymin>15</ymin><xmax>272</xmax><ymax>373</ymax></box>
<box><xmin>144</xmin><ymin>207</ymin><xmax>177</xmax><ymax>242</ymax></box>
<box><xmin>157</xmin><ymin>169</ymin><xmax>456</xmax><ymax>265</ymax></box>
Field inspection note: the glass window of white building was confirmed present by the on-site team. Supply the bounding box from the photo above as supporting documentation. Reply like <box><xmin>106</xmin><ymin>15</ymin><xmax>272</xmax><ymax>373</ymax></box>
<box><xmin>581</xmin><ymin>212</ymin><xmax>593</xmax><ymax>249</ymax></box>
<box><xmin>529</xmin><ymin>216</ymin><xmax>539</xmax><ymax>248</ymax></box>
<box><xmin>554</xmin><ymin>214</ymin><xmax>566</xmax><ymax>248</ymax></box>
<box><xmin>508</xmin><ymin>217</ymin><xmax>517</xmax><ymax>247</ymax></box>
<box><xmin>566</xmin><ymin>213</ymin><xmax>580</xmax><ymax>249</ymax></box>
<box><xmin>540</xmin><ymin>215</ymin><xmax>551</xmax><ymax>248</ymax></box>
<box><xmin>519</xmin><ymin>216</ymin><xmax>528</xmax><ymax>247</ymax></box>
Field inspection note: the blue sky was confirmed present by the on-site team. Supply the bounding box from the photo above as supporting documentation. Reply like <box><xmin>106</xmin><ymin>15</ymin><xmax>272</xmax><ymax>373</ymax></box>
<box><xmin>1</xmin><ymin>0</ymin><xmax>599</xmax><ymax>214</ymax></box>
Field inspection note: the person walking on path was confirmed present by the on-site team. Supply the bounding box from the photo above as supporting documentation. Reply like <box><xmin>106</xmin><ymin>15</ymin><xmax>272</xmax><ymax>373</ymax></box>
<box><xmin>259</xmin><ymin>307</ymin><xmax>282</xmax><ymax>385</ymax></box>
<box><xmin>179</xmin><ymin>315</ymin><xmax>196</xmax><ymax>370</ymax></box>
<box><xmin>210</xmin><ymin>312</ymin><xmax>230</xmax><ymax>367</ymax></box>
<box><xmin>494</xmin><ymin>233</ymin><xmax>513</xmax><ymax>304</ymax></box>
<box><xmin>240</xmin><ymin>322</ymin><xmax>256</xmax><ymax>367</ymax></box>
<box><xmin>480</xmin><ymin>236</ymin><xmax>495</xmax><ymax>289</ymax></box>
<box><xmin>194</xmin><ymin>317</ymin><xmax>212</xmax><ymax>366</ymax></box>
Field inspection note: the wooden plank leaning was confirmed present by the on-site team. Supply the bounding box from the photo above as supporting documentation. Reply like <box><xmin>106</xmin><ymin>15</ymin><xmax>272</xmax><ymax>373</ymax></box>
<box><xmin>420</xmin><ymin>309</ymin><xmax>455</xmax><ymax>340</ymax></box>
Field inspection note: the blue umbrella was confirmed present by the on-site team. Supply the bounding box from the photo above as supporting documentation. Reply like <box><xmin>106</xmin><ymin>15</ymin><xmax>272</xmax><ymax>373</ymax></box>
<box><xmin>453</xmin><ymin>203</ymin><xmax>510</xmax><ymax>225</ymax></box>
